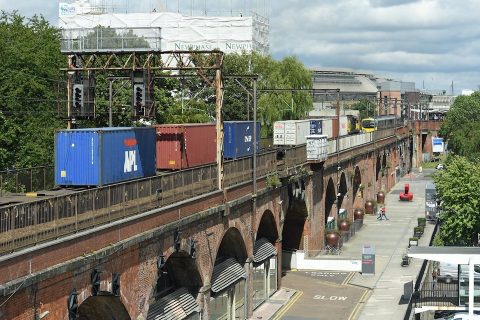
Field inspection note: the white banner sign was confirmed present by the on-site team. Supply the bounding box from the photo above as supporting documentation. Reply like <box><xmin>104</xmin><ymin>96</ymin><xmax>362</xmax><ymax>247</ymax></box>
<box><xmin>59</xmin><ymin>3</ymin><xmax>77</xmax><ymax>17</ymax></box>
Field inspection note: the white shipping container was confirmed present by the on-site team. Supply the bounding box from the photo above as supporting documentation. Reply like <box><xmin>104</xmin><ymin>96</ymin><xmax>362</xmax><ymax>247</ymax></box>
<box><xmin>310</xmin><ymin>116</ymin><xmax>348</xmax><ymax>138</ymax></box>
<box><xmin>274</xmin><ymin>120</ymin><xmax>310</xmax><ymax>145</ymax></box>
<box><xmin>339</xmin><ymin>115</ymin><xmax>348</xmax><ymax>136</ymax></box>
<box><xmin>322</xmin><ymin>118</ymin><xmax>333</xmax><ymax>138</ymax></box>
<box><xmin>306</xmin><ymin>135</ymin><xmax>328</xmax><ymax>162</ymax></box>
<box><xmin>273</xmin><ymin>122</ymin><xmax>286</xmax><ymax>145</ymax></box>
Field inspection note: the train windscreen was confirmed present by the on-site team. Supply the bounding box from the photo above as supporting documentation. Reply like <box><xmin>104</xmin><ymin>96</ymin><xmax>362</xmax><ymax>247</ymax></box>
<box><xmin>362</xmin><ymin>119</ymin><xmax>376</xmax><ymax>128</ymax></box>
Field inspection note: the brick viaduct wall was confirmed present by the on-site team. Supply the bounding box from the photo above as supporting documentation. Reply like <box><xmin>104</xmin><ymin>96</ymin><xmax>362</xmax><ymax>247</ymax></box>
<box><xmin>0</xmin><ymin>138</ymin><xmax>411</xmax><ymax>320</ymax></box>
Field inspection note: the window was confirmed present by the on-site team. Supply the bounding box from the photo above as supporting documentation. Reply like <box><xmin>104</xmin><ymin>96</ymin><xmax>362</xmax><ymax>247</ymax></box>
<box><xmin>253</xmin><ymin>263</ymin><xmax>266</xmax><ymax>309</ymax></box>
<box><xmin>209</xmin><ymin>280</ymin><xmax>246</xmax><ymax>320</ymax></box>
<box><xmin>209</xmin><ymin>291</ymin><xmax>228</xmax><ymax>320</ymax></box>
<box><xmin>269</xmin><ymin>257</ymin><xmax>277</xmax><ymax>297</ymax></box>
<box><xmin>458</xmin><ymin>264</ymin><xmax>480</xmax><ymax>306</ymax></box>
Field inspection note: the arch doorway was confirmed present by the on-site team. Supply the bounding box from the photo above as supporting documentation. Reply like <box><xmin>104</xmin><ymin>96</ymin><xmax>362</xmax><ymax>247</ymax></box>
<box><xmin>209</xmin><ymin>228</ymin><xmax>248</xmax><ymax>320</ymax></box>
<box><xmin>78</xmin><ymin>295</ymin><xmax>130</xmax><ymax>320</ymax></box>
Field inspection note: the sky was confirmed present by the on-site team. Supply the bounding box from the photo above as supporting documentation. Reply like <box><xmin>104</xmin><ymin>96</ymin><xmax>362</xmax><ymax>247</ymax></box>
<box><xmin>1</xmin><ymin>0</ymin><xmax>479</xmax><ymax>94</ymax></box>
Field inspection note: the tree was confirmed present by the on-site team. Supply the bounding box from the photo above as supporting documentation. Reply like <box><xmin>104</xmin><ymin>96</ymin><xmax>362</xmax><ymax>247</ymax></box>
<box><xmin>0</xmin><ymin>12</ymin><xmax>314</xmax><ymax>169</ymax></box>
<box><xmin>433</xmin><ymin>156</ymin><xmax>480</xmax><ymax>246</ymax></box>
<box><xmin>440</xmin><ymin>92</ymin><xmax>480</xmax><ymax>161</ymax></box>
<box><xmin>159</xmin><ymin>52</ymin><xmax>313</xmax><ymax>136</ymax></box>
<box><xmin>222</xmin><ymin>53</ymin><xmax>313</xmax><ymax>137</ymax></box>
<box><xmin>351</xmin><ymin>99</ymin><xmax>375</xmax><ymax>119</ymax></box>
<box><xmin>0</xmin><ymin>12</ymin><xmax>65</xmax><ymax>169</ymax></box>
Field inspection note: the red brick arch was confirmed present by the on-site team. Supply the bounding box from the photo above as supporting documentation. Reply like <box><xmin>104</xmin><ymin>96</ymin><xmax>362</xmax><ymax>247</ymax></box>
<box><xmin>256</xmin><ymin>210</ymin><xmax>279</xmax><ymax>243</ymax></box>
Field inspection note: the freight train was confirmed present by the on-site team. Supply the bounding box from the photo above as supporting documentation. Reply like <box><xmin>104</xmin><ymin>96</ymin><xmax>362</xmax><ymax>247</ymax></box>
<box><xmin>55</xmin><ymin>116</ymin><xmax>401</xmax><ymax>187</ymax></box>
<box><xmin>55</xmin><ymin>121</ymin><xmax>261</xmax><ymax>187</ymax></box>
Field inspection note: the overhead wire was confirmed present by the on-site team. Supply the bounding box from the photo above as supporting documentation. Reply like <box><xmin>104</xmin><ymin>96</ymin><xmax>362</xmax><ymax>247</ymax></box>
<box><xmin>2</xmin><ymin>68</ymin><xmax>68</xmax><ymax>84</ymax></box>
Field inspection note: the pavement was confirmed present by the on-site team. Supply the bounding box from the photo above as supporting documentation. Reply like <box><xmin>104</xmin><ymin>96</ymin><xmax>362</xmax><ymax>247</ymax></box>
<box><xmin>251</xmin><ymin>168</ymin><xmax>436</xmax><ymax>320</ymax></box>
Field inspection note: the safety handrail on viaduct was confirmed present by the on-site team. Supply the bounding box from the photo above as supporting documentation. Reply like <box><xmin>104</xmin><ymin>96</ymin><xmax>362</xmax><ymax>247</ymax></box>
<box><xmin>0</xmin><ymin>127</ymin><xmax>404</xmax><ymax>254</ymax></box>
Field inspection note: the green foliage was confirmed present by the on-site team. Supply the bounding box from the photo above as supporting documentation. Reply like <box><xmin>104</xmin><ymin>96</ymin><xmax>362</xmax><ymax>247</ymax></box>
<box><xmin>414</xmin><ymin>226</ymin><xmax>424</xmax><ymax>233</ymax></box>
<box><xmin>351</xmin><ymin>99</ymin><xmax>375</xmax><ymax>119</ymax></box>
<box><xmin>266</xmin><ymin>173</ymin><xmax>281</xmax><ymax>188</ymax></box>
<box><xmin>432</xmin><ymin>235</ymin><xmax>444</xmax><ymax>246</ymax></box>
<box><xmin>0</xmin><ymin>12</ymin><xmax>314</xmax><ymax>169</ymax></box>
<box><xmin>255</xmin><ymin>55</ymin><xmax>313</xmax><ymax>137</ymax></box>
<box><xmin>409</xmin><ymin>237</ymin><xmax>419</xmax><ymax>246</ymax></box>
<box><xmin>0</xmin><ymin>12</ymin><xmax>65</xmax><ymax>169</ymax></box>
<box><xmin>223</xmin><ymin>52</ymin><xmax>312</xmax><ymax>137</ymax></box>
<box><xmin>418</xmin><ymin>217</ymin><xmax>426</xmax><ymax>226</ymax></box>
<box><xmin>441</xmin><ymin>92</ymin><xmax>480</xmax><ymax>161</ymax></box>
<box><xmin>433</xmin><ymin>156</ymin><xmax>480</xmax><ymax>245</ymax></box>
<box><xmin>92</xmin><ymin>75</ymin><xmax>135</xmax><ymax>127</ymax></box>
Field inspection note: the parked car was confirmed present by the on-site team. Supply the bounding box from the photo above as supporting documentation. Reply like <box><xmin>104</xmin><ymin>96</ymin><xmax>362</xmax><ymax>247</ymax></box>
<box><xmin>438</xmin><ymin>262</ymin><xmax>480</xmax><ymax>283</ymax></box>
<box><xmin>438</xmin><ymin>262</ymin><xmax>458</xmax><ymax>283</ymax></box>
<box><xmin>436</xmin><ymin>163</ymin><xmax>445</xmax><ymax>170</ymax></box>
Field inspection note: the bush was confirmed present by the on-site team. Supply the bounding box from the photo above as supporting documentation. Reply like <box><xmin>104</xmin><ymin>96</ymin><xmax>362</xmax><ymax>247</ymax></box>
<box><xmin>414</xmin><ymin>226</ymin><xmax>424</xmax><ymax>233</ymax></box>
<box><xmin>418</xmin><ymin>217</ymin><xmax>426</xmax><ymax>226</ymax></box>
<box><xmin>266</xmin><ymin>173</ymin><xmax>281</xmax><ymax>188</ymax></box>
<box><xmin>409</xmin><ymin>237</ymin><xmax>419</xmax><ymax>246</ymax></box>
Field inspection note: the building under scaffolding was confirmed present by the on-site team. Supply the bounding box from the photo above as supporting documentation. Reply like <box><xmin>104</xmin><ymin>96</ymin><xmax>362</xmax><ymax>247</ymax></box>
<box><xmin>59</xmin><ymin>0</ymin><xmax>270</xmax><ymax>54</ymax></box>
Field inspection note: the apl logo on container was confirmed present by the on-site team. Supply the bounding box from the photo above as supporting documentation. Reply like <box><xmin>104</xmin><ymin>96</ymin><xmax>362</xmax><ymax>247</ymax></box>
<box><xmin>123</xmin><ymin>138</ymin><xmax>138</xmax><ymax>173</ymax></box>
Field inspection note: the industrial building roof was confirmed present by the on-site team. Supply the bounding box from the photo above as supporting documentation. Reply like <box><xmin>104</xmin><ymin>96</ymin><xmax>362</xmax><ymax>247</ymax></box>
<box><xmin>312</xmin><ymin>71</ymin><xmax>379</xmax><ymax>94</ymax></box>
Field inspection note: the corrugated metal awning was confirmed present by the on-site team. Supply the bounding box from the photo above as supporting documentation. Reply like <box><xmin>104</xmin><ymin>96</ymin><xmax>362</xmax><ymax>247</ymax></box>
<box><xmin>409</xmin><ymin>246</ymin><xmax>480</xmax><ymax>264</ymax></box>
<box><xmin>253</xmin><ymin>238</ymin><xmax>277</xmax><ymax>263</ymax></box>
<box><xmin>211</xmin><ymin>258</ymin><xmax>246</xmax><ymax>293</ymax></box>
<box><xmin>147</xmin><ymin>287</ymin><xmax>200</xmax><ymax>320</ymax></box>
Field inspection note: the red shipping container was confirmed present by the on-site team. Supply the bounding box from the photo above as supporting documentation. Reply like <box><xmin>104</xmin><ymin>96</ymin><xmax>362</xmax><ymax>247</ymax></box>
<box><xmin>154</xmin><ymin>123</ymin><xmax>217</xmax><ymax>170</ymax></box>
<box><xmin>332</xmin><ymin>118</ymin><xmax>339</xmax><ymax>139</ymax></box>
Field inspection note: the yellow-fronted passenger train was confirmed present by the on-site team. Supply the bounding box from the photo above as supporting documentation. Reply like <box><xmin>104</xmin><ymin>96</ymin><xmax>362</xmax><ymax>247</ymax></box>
<box><xmin>361</xmin><ymin>115</ymin><xmax>398</xmax><ymax>133</ymax></box>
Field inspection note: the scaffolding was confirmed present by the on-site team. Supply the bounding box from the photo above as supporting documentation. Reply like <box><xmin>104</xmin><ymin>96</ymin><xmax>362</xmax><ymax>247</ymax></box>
<box><xmin>59</xmin><ymin>0</ymin><xmax>270</xmax><ymax>55</ymax></box>
<box><xmin>58</xmin><ymin>0</ymin><xmax>270</xmax><ymax>19</ymax></box>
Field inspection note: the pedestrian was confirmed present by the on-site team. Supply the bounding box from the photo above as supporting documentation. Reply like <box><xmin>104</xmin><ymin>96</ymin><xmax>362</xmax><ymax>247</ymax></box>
<box><xmin>376</xmin><ymin>206</ymin><xmax>383</xmax><ymax>220</ymax></box>
<box><xmin>379</xmin><ymin>205</ymin><xmax>389</xmax><ymax>220</ymax></box>
<box><xmin>432</xmin><ymin>268</ymin><xmax>438</xmax><ymax>288</ymax></box>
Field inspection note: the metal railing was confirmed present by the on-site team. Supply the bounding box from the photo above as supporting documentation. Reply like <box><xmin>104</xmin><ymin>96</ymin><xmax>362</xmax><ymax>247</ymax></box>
<box><xmin>224</xmin><ymin>150</ymin><xmax>277</xmax><ymax>187</ymax></box>
<box><xmin>0</xmin><ymin>149</ymin><xmax>280</xmax><ymax>254</ymax></box>
<box><xmin>412</xmin><ymin>282</ymin><xmax>459</xmax><ymax>307</ymax></box>
<box><xmin>284</xmin><ymin>145</ymin><xmax>307</xmax><ymax>169</ymax></box>
<box><xmin>0</xmin><ymin>126</ymin><xmax>404</xmax><ymax>254</ymax></box>
<box><xmin>0</xmin><ymin>165</ymin><xmax>217</xmax><ymax>253</ymax></box>
<box><xmin>0</xmin><ymin>127</ymin><xmax>398</xmax><ymax>196</ymax></box>
<box><xmin>0</xmin><ymin>166</ymin><xmax>54</xmax><ymax>196</ymax></box>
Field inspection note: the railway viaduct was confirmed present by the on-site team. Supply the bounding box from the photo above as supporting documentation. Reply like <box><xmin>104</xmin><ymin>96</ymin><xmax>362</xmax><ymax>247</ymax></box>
<box><xmin>0</xmin><ymin>126</ymin><xmax>413</xmax><ymax>320</ymax></box>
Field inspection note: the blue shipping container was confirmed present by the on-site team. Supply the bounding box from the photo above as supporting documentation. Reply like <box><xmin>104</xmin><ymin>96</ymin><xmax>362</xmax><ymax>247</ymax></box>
<box><xmin>310</xmin><ymin>120</ymin><xmax>323</xmax><ymax>134</ymax></box>
<box><xmin>223</xmin><ymin>121</ymin><xmax>260</xmax><ymax>159</ymax></box>
<box><xmin>55</xmin><ymin>127</ymin><xmax>156</xmax><ymax>186</ymax></box>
